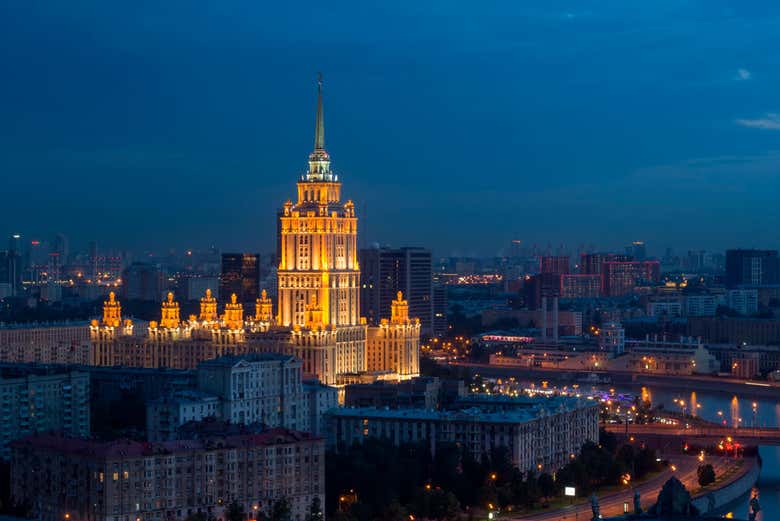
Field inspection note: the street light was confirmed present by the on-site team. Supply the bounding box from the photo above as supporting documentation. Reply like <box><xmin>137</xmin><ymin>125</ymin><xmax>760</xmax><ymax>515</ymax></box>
<box><xmin>752</xmin><ymin>402</ymin><xmax>758</xmax><ymax>430</ymax></box>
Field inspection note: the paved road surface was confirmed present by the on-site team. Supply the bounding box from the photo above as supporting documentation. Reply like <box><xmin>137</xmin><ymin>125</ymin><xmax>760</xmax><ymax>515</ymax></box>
<box><xmin>511</xmin><ymin>455</ymin><xmax>734</xmax><ymax>520</ymax></box>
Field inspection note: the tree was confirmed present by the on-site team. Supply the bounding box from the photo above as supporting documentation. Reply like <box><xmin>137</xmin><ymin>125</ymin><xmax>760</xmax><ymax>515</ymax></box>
<box><xmin>226</xmin><ymin>501</ymin><xmax>246</xmax><ymax>521</ymax></box>
<box><xmin>537</xmin><ymin>473</ymin><xmax>556</xmax><ymax>499</ymax></box>
<box><xmin>697</xmin><ymin>464</ymin><xmax>716</xmax><ymax>487</ymax></box>
<box><xmin>378</xmin><ymin>500</ymin><xmax>408</xmax><ymax>521</ymax></box>
<box><xmin>305</xmin><ymin>497</ymin><xmax>324</xmax><ymax>521</ymax></box>
<box><xmin>271</xmin><ymin>498</ymin><xmax>292</xmax><ymax>521</ymax></box>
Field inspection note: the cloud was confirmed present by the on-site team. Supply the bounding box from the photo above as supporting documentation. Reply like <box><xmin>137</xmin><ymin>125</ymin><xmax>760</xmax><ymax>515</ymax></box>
<box><xmin>735</xmin><ymin>68</ymin><xmax>752</xmax><ymax>81</ymax></box>
<box><xmin>736</xmin><ymin>113</ymin><xmax>780</xmax><ymax>130</ymax></box>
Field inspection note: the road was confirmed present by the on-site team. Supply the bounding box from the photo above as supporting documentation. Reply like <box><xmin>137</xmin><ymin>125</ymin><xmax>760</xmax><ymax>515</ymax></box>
<box><xmin>510</xmin><ymin>455</ymin><xmax>734</xmax><ymax>521</ymax></box>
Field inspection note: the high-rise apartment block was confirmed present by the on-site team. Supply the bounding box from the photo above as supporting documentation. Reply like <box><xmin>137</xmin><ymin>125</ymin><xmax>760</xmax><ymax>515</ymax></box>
<box><xmin>560</xmin><ymin>274</ymin><xmax>601</xmax><ymax>299</ymax></box>
<box><xmin>360</xmin><ymin>246</ymin><xmax>434</xmax><ymax>335</ymax></box>
<box><xmin>220</xmin><ymin>253</ymin><xmax>260</xmax><ymax>303</ymax></box>
<box><xmin>601</xmin><ymin>261</ymin><xmax>660</xmax><ymax>297</ymax></box>
<box><xmin>725</xmin><ymin>249</ymin><xmax>779</xmax><ymax>288</ymax></box>
<box><xmin>0</xmin><ymin>365</ymin><xmax>90</xmax><ymax>459</ymax></box>
<box><xmin>539</xmin><ymin>255</ymin><xmax>570</xmax><ymax>275</ymax></box>
<box><xmin>579</xmin><ymin>253</ymin><xmax>632</xmax><ymax>275</ymax></box>
<box><xmin>122</xmin><ymin>262</ymin><xmax>164</xmax><ymax>301</ymax></box>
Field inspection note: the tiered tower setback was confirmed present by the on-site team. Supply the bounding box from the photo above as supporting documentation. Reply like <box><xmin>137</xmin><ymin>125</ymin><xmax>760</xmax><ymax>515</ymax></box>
<box><xmin>277</xmin><ymin>76</ymin><xmax>360</xmax><ymax>328</ymax></box>
<box><xmin>88</xmin><ymin>78</ymin><xmax>419</xmax><ymax>385</ymax></box>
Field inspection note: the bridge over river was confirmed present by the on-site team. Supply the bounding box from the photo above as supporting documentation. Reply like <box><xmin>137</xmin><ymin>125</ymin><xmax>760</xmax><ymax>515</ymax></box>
<box><xmin>605</xmin><ymin>423</ymin><xmax>780</xmax><ymax>446</ymax></box>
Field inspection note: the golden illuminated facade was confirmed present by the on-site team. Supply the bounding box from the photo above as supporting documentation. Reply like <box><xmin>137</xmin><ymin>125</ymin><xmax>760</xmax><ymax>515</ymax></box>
<box><xmin>277</xmin><ymin>77</ymin><xmax>360</xmax><ymax>328</ymax></box>
<box><xmin>367</xmin><ymin>292</ymin><xmax>421</xmax><ymax>377</ymax></box>
<box><xmin>88</xmin><ymin>78</ymin><xmax>419</xmax><ymax>384</ymax></box>
<box><xmin>274</xmin><ymin>76</ymin><xmax>368</xmax><ymax>382</ymax></box>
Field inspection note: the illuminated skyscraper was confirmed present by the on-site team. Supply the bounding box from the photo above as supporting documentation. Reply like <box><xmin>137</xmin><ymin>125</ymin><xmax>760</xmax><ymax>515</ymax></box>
<box><xmin>89</xmin><ymin>77</ymin><xmax>419</xmax><ymax>385</ymax></box>
<box><xmin>277</xmin><ymin>76</ymin><xmax>360</xmax><ymax>328</ymax></box>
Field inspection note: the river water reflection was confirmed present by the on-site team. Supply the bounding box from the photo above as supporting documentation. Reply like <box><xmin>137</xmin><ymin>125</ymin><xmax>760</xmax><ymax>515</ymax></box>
<box><xmin>623</xmin><ymin>386</ymin><xmax>778</xmax><ymax>520</ymax></box>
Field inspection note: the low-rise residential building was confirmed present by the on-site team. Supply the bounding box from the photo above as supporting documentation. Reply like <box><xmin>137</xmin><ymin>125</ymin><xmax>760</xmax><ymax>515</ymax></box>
<box><xmin>146</xmin><ymin>390</ymin><xmax>221</xmax><ymax>441</ymax></box>
<box><xmin>303</xmin><ymin>380</ymin><xmax>339</xmax><ymax>436</ymax></box>
<box><xmin>326</xmin><ymin>396</ymin><xmax>598</xmax><ymax>473</ymax></box>
<box><xmin>197</xmin><ymin>353</ymin><xmax>307</xmax><ymax>431</ymax></box>
<box><xmin>0</xmin><ymin>365</ymin><xmax>90</xmax><ymax>459</ymax></box>
<box><xmin>344</xmin><ymin>376</ymin><xmax>443</xmax><ymax>410</ymax></box>
<box><xmin>11</xmin><ymin>429</ymin><xmax>324</xmax><ymax>521</ymax></box>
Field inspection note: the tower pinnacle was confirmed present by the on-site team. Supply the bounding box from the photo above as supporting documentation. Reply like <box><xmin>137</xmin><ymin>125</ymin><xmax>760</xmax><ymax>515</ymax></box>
<box><xmin>307</xmin><ymin>73</ymin><xmax>333</xmax><ymax>181</ymax></box>
<box><xmin>314</xmin><ymin>72</ymin><xmax>325</xmax><ymax>151</ymax></box>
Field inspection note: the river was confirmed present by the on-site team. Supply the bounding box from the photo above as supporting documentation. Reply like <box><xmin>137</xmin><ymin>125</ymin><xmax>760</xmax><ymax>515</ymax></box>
<box><xmin>637</xmin><ymin>387</ymin><xmax>778</xmax><ymax>520</ymax></box>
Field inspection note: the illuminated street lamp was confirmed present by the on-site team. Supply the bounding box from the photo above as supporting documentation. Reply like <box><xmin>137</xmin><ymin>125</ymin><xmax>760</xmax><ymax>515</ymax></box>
<box><xmin>752</xmin><ymin>402</ymin><xmax>758</xmax><ymax>430</ymax></box>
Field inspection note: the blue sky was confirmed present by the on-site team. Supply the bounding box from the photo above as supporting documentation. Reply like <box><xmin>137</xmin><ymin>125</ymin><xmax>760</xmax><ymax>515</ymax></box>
<box><xmin>1</xmin><ymin>1</ymin><xmax>779</xmax><ymax>256</ymax></box>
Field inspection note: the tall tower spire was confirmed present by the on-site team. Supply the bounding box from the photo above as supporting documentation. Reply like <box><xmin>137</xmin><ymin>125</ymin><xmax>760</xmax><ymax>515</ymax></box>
<box><xmin>314</xmin><ymin>72</ymin><xmax>325</xmax><ymax>151</ymax></box>
<box><xmin>307</xmin><ymin>73</ymin><xmax>333</xmax><ymax>181</ymax></box>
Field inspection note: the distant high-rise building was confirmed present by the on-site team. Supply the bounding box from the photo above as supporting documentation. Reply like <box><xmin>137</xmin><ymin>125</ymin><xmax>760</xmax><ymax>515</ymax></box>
<box><xmin>684</xmin><ymin>250</ymin><xmax>707</xmax><ymax>271</ymax></box>
<box><xmin>540</xmin><ymin>255</ymin><xmax>570</xmax><ymax>275</ymax></box>
<box><xmin>220</xmin><ymin>253</ymin><xmax>260</xmax><ymax>303</ymax></box>
<box><xmin>626</xmin><ymin>241</ymin><xmax>647</xmax><ymax>261</ymax></box>
<box><xmin>360</xmin><ymin>246</ymin><xmax>434</xmax><ymax>335</ymax></box>
<box><xmin>725</xmin><ymin>249</ymin><xmax>779</xmax><ymax>288</ymax></box>
<box><xmin>560</xmin><ymin>274</ymin><xmax>601</xmax><ymax>299</ymax></box>
<box><xmin>601</xmin><ymin>261</ymin><xmax>660</xmax><ymax>297</ymax></box>
<box><xmin>432</xmin><ymin>275</ymin><xmax>448</xmax><ymax>337</ymax></box>
<box><xmin>579</xmin><ymin>253</ymin><xmax>632</xmax><ymax>275</ymax></box>
<box><xmin>52</xmin><ymin>233</ymin><xmax>69</xmax><ymax>263</ymax></box>
<box><xmin>88</xmin><ymin>240</ymin><xmax>98</xmax><ymax>279</ymax></box>
<box><xmin>523</xmin><ymin>273</ymin><xmax>561</xmax><ymax>309</ymax></box>
<box><xmin>2</xmin><ymin>234</ymin><xmax>23</xmax><ymax>296</ymax></box>
<box><xmin>122</xmin><ymin>262</ymin><xmax>164</xmax><ymax>301</ymax></box>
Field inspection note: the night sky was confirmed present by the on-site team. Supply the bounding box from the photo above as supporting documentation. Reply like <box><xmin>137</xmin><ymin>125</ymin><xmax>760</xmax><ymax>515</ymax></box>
<box><xmin>2</xmin><ymin>1</ymin><xmax>780</xmax><ymax>257</ymax></box>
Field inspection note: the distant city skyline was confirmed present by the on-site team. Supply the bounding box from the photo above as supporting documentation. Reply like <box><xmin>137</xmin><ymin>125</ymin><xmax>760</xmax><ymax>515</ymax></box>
<box><xmin>3</xmin><ymin>2</ymin><xmax>780</xmax><ymax>255</ymax></box>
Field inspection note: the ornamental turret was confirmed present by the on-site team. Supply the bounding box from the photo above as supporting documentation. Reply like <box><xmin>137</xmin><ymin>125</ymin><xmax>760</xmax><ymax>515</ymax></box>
<box><xmin>391</xmin><ymin>291</ymin><xmax>409</xmax><ymax>324</ymax></box>
<box><xmin>102</xmin><ymin>291</ymin><xmax>122</xmax><ymax>327</ymax></box>
<box><xmin>160</xmin><ymin>292</ymin><xmax>181</xmax><ymax>329</ymax></box>
<box><xmin>223</xmin><ymin>293</ymin><xmax>244</xmax><ymax>330</ymax></box>
<box><xmin>199</xmin><ymin>288</ymin><xmax>218</xmax><ymax>322</ymax></box>
<box><xmin>255</xmin><ymin>289</ymin><xmax>273</xmax><ymax>322</ymax></box>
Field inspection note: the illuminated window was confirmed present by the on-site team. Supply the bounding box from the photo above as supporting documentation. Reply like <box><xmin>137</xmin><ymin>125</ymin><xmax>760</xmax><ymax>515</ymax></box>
<box><xmin>113</xmin><ymin>472</ymin><xmax>119</xmax><ymax>481</ymax></box>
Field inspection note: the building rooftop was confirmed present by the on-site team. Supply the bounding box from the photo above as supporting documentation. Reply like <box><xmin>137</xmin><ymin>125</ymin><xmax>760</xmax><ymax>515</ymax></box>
<box><xmin>198</xmin><ymin>353</ymin><xmax>297</xmax><ymax>368</ymax></box>
<box><xmin>330</xmin><ymin>395</ymin><xmax>595</xmax><ymax>424</ymax></box>
<box><xmin>148</xmin><ymin>389</ymin><xmax>219</xmax><ymax>406</ymax></box>
<box><xmin>0</xmin><ymin>363</ymin><xmax>87</xmax><ymax>380</ymax></box>
<box><xmin>11</xmin><ymin>428</ymin><xmax>321</xmax><ymax>459</ymax></box>
<box><xmin>0</xmin><ymin>320</ymin><xmax>90</xmax><ymax>330</ymax></box>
